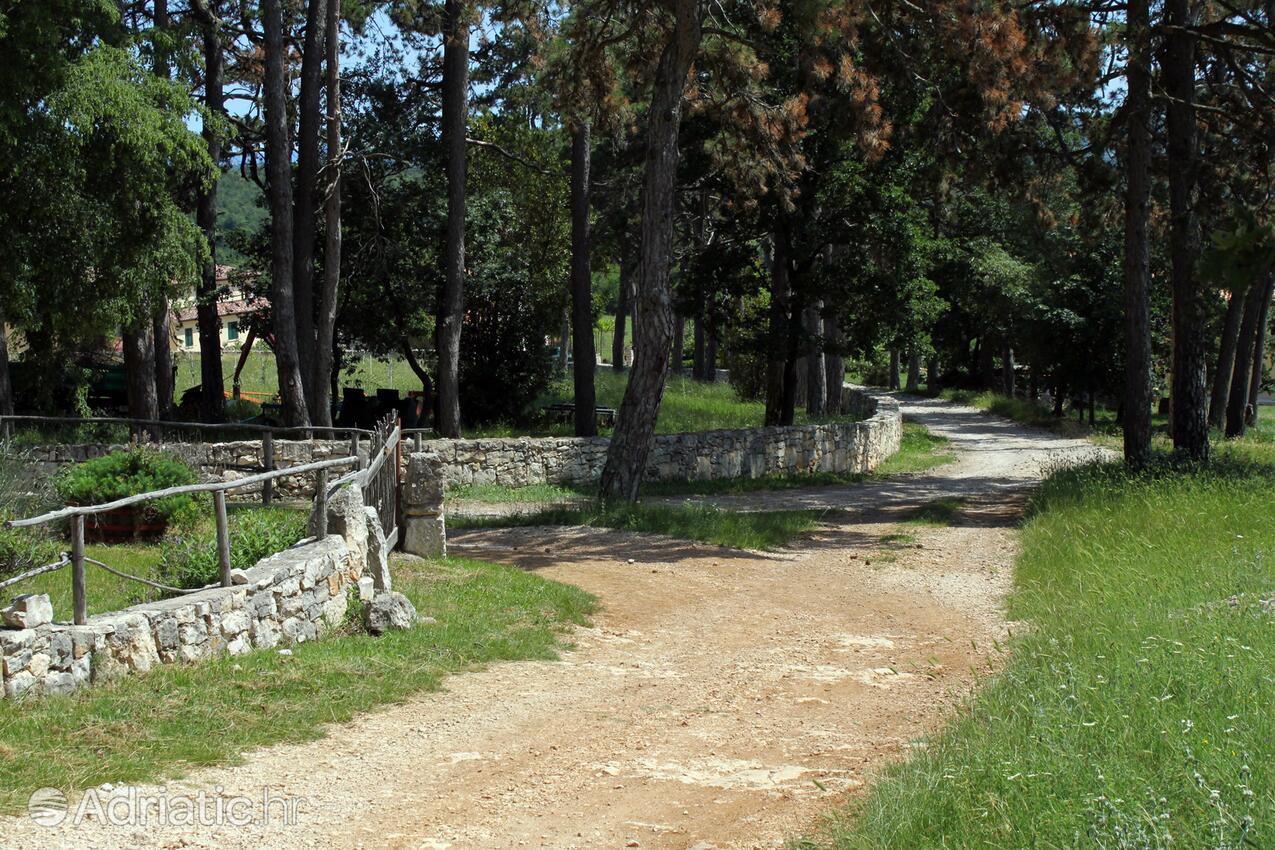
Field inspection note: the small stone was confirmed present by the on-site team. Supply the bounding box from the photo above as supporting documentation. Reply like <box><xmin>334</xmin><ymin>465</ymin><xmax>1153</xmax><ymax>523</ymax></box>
<box><xmin>277</xmin><ymin>648</ymin><xmax>293</xmax><ymax>657</ymax></box>
<box><xmin>2</xmin><ymin>594</ymin><xmax>53</xmax><ymax>630</ymax></box>
<box><xmin>363</xmin><ymin>591</ymin><xmax>418</xmax><ymax>635</ymax></box>
<box><xmin>229</xmin><ymin>569</ymin><xmax>249</xmax><ymax>586</ymax></box>
<box><xmin>358</xmin><ymin>576</ymin><xmax>375</xmax><ymax>603</ymax></box>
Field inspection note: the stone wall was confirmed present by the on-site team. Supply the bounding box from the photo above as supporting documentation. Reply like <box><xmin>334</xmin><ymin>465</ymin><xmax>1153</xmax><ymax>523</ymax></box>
<box><xmin>0</xmin><ymin>488</ymin><xmax>376</xmax><ymax>700</ymax></box>
<box><xmin>419</xmin><ymin>386</ymin><xmax>901</xmax><ymax>489</ymax></box>
<box><xmin>25</xmin><ymin>387</ymin><xmax>900</xmax><ymax>498</ymax></box>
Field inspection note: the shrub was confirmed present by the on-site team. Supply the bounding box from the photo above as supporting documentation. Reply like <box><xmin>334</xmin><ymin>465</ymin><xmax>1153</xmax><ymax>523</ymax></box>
<box><xmin>157</xmin><ymin>507</ymin><xmax>308</xmax><ymax>589</ymax></box>
<box><xmin>54</xmin><ymin>448</ymin><xmax>200</xmax><ymax>528</ymax></box>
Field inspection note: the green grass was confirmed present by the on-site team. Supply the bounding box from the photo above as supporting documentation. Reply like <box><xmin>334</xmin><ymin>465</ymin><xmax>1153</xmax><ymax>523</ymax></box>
<box><xmin>5</xmin><ymin>506</ymin><xmax>307</xmax><ymax>621</ymax></box>
<box><xmin>446</xmin><ymin>482</ymin><xmax>590</xmax><ymax>505</ymax></box>
<box><xmin>451</xmin><ymin>502</ymin><xmax>824</xmax><ymax>551</ymax></box>
<box><xmin>0</xmin><ymin>555</ymin><xmax>593</xmax><ymax>814</ymax></box>
<box><xmin>817</xmin><ymin>438</ymin><xmax>1275</xmax><ymax>848</ymax></box>
<box><xmin>875</xmin><ymin>421</ymin><xmax>956</xmax><ymax>476</ymax></box>
<box><xmin>902</xmin><ymin>497</ymin><xmax>966</xmax><ymax>527</ymax></box>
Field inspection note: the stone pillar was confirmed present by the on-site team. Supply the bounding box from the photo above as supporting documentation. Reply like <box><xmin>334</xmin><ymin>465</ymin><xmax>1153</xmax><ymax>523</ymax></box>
<box><xmin>403</xmin><ymin>452</ymin><xmax>447</xmax><ymax>559</ymax></box>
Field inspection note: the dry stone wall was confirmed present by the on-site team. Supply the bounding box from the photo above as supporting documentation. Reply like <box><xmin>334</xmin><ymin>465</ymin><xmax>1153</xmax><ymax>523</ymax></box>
<box><xmin>420</xmin><ymin>386</ymin><xmax>901</xmax><ymax>489</ymax></box>
<box><xmin>0</xmin><ymin>487</ymin><xmax>375</xmax><ymax>700</ymax></box>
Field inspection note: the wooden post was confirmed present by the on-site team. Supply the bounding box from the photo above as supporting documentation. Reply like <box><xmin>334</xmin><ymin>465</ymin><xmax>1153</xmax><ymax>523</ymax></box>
<box><xmin>262</xmin><ymin>431</ymin><xmax>275</xmax><ymax>507</ymax></box>
<box><xmin>70</xmin><ymin>514</ymin><xmax>87</xmax><ymax>626</ymax></box>
<box><xmin>414</xmin><ymin>432</ymin><xmax>423</xmax><ymax>452</ymax></box>
<box><xmin>214</xmin><ymin>490</ymin><xmax>232</xmax><ymax>587</ymax></box>
<box><xmin>351</xmin><ymin>433</ymin><xmax>362</xmax><ymax>470</ymax></box>
<box><xmin>315</xmin><ymin>467</ymin><xmax>329</xmax><ymax>538</ymax></box>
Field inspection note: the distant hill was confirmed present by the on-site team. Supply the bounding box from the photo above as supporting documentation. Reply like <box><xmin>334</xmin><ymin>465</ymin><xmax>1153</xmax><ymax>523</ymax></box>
<box><xmin>215</xmin><ymin>170</ymin><xmax>267</xmax><ymax>266</ymax></box>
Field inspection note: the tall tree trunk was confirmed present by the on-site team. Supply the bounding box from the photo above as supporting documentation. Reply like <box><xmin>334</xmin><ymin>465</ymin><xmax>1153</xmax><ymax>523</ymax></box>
<box><xmin>671</xmin><ymin>312</ymin><xmax>685</xmax><ymax>375</ymax></box>
<box><xmin>889</xmin><ymin>349</ymin><xmax>901</xmax><ymax>390</ymax></box>
<box><xmin>435</xmin><ymin>0</ymin><xmax>468</xmax><ymax>438</ymax></box>
<box><xmin>0</xmin><ymin>312</ymin><xmax>13</xmax><ymax>416</ymax></box>
<box><xmin>927</xmin><ymin>355</ymin><xmax>939</xmax><ymax>391</ymax></box>
<box><xmin>570</xmin><ymin>122</ymin><xmax>597</xmax><ymax>437</ymax></box>
<box><xmin>1247</xmin><ymin>276</ymin><xmax>1273</xmax><ymax>425</ymax></box>
<box><xmin>1001</xmin><ymin>344</ymin><xmax>1015</xmax><ymax>398</ymax></box>
<box><xmin>1123</xmin><ymin>0</ymin><xmax>1153</xmax><ymax>468</ymax></box>
<box><xmin>806</xmin><ymin>303</ymin><xmax>825</xmax><ymax>415</ymax></box>
<box><xmin>825</xmin><ymin>315</ymin><xmax>843</xmax><ymax>412</ymax></box>
<box><xmin>764</xmin><ymin>227</ymin><xmax>790</xmax><ymax>426</ymax></box>
<box><xmin>153</xmin><ymin>306</ymin><xmax>174</xmax><ymax>418</ymax></box>
<box><xmin>558</xmin><ymin>308</ymin><xmax>570</xmax><ymax>373</ymax></box>
<box><xmin>192</xmin><ymin>0</ymin><xmax>226</xmax><ymax>422</ymax></box>
<box><xmin>293</xmin><ymin>0</ymin><xmax>327</xmax><ymax>414</ymax></box>
<box><xmin>692</xmin><ymin>316</ymin><xmax>705</xmax><ymax>380</ymax></box>
<box><xmin>612</xmin><ymin>256</ymin><xmax>629</xmax><ymax>372</ymax></box>
<box><xmin>313</xmin><ymin>0</ymin><xmax>342</xmax><ymax>427</ymax></box>
<box><xmin>705</xmin><ymin>324</ymin><xmax>717</xmax><ymax>381</ymax></box>
<box><xmin>1208</xmin><ymin>284</ymin><xmax>1248</xmax><ymax>429</ymax></box>
<box><xmin>599</xmin><ymin>0</ymin><xmax>702</xmax><ymax>501</ymax></box>
<box><xmin>1227</xmin><ymin>279</ymin><xmax>1267</xmax><ymax>436</ymax></box>
<box><xmin>123</xmin><ymin>321</ymin><xmax>159</xmax><ymax>434</ymax></box>
<box><xmin>150</xmin><ymin>0</ymin><xmax>175</xmax><ymax>421</ymax></box>
<box><xmin>976</xmin><ymin>341</ymin><xmax>994</xmax><ymax>388</ymax></box>
<box><xmin>262</xmin><ymin>0</ymin><xmax>310</xmax><ymax>427</ymax></box>
<box><xmin>1165</xmin><ymin>0</ymin><xmax>1208</xmax><ymax>460</ymax></box>
<box><xmin>906</xmin><ymin>350</ymin><xmax>921</xmax><ymax>394</ymax></box>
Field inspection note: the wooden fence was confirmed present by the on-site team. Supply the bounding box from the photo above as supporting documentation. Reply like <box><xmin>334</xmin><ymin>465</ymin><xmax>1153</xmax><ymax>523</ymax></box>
<box><xmin>2</xmin><ymin>454</ymin><xmax>364</xmax><ymax>626</ymax></box>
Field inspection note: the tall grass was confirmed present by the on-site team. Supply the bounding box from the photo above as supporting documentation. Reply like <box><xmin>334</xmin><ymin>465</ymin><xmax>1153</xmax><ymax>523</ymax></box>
<box><xmin>820</xmin><ymin>441</ymin><xmax>1275</xmax><ymax>848</ymax></box>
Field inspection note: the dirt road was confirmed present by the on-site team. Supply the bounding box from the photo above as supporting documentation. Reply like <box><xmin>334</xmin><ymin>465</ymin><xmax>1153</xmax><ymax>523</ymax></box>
<box><xmin>3</xmin><ymin>396</ymin><xmax>1101</xmax><ymax>850</ymax></box>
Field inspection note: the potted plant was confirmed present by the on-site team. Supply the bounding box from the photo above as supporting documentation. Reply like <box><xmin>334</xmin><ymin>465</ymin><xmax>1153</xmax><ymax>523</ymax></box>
<box><xmin>55</xmin><ymin>448</ymin><xmax>200</xmax><ymax>543</ymax></box>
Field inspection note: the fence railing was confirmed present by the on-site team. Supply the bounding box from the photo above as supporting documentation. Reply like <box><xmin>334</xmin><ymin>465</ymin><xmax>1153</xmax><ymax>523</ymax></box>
<box><xmin>2</xmin><ymin>454</ymin><xmax>363</xmax><ymax>626</ymax></box>
<box><xmin>2</xmin><ymin>415</ymin><xmax>376</xmax><ymax>508</ymax></box>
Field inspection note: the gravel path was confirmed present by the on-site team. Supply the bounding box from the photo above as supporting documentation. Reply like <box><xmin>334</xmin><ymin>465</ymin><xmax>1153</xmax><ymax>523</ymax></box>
<box><xmin>2</xmin><ymin>395</ymin><xmax>1104</xmax><ymax>850</ymax></box>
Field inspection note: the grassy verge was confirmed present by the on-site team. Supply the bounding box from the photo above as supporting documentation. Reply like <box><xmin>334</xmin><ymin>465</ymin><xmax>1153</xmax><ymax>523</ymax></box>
<box><xmin>447</xmin><ymin>482</ymin><xmax>590</xmax><ymax>505</ymax></box>
<box><xmin>902</xmin><ymin>497</ymin><xmax>965</xmax><ymax>527</ymax></box>
<box><xmin>451</xmin><ymin>502</ymin><xmax>824</xmax><ymax>551</ymax></box>
<box><xmin>933</xmin><ymin>387</ymin><xmax>1190</xmax><ymax>449</ymax></box>
<box><xmin>817</xmin><ymin>439</ymin><xmax>1275</xmax><ymax>848</ymax></box>
<box><xmin>470</xmin><ymin>371</ymin><xmax>863</xmax><ymax>438</ymax></box>
<box><xmin>0</xmin><ymin>555</ymin><xmax>593</xmax><ymax>814</ymax></box>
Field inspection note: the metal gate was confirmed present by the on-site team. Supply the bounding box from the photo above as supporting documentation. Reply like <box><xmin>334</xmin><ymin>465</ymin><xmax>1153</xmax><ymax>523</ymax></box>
<box><xmin>361</xmin><ymin>413</ymin><xmax>402</xmax><ymax>553</ymax></box>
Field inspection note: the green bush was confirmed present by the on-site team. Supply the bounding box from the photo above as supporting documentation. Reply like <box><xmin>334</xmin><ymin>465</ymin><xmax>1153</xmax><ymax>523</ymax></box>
<box><xmin>157</xmin><ymin>507</ymin><xmax>308</xmax><ymax>589</ymax></box>
<box><xmin>54</xmin><ymin>448</ymin><xmax>200</xmax><ymax>527</ymax></box>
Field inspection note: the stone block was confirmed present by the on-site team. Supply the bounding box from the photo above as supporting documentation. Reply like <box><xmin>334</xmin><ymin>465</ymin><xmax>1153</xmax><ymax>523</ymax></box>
<box><xmin>365</xmin><ymin>506</ymin><xmax>392</xmax><ymax>591</ymax></box>
<box><xmin>363</xmin><ymin>591</ymin><xmax>417</xmax><ymax>635</ymax></box>
<box><xmin>402</xmin><ymin>513</ymin><xmax>446</xmax><ymax>560</ymax></box>
<box><xmin>2</xmin><ymin>594</ymin><xmax>53</xmax><ymax>630</ymax></box>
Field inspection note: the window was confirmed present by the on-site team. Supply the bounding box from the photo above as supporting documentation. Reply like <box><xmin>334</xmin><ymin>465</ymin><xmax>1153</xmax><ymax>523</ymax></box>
<box><xmin>227</xmin><ymin>321</ymin><xmax>238</xmax><ymax>341</ymax></box>
<box><xmin>184</xmin><ymin>328</ymin><xmax>194</xmax><ymax>348</ymax></box>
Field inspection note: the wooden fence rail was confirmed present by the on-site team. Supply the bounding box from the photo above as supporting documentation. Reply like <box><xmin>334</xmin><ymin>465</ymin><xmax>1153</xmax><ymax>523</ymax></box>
<box><xmin>3</xmin><ymin>454</ymin><xmax>361</xmax><ymax>626</ymax></box>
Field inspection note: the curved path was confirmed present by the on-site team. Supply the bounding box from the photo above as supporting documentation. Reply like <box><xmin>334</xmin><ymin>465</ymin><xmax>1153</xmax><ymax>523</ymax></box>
<box><xmin>3</xmin><ymin>396</ymin><xmax>1103</xmax><ymax>850</ymax></box>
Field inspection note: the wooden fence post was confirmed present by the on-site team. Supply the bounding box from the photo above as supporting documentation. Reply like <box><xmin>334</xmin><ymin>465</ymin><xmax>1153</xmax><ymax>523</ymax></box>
<box><xmin>71</xmin><ymin>514</ymin><xmax>87</xmax><ymax>626</ymax></box>
<box><xmin>214</xmin><ymin>491</ymin><xmax>232</xmax><ymax>587</ymax></box>
<box><xmin>315</xmin><ymin>467</ymin><xmax>329</xmax><ymax>538</ymax></box>
<box><xmin>414</xmin><ymin>432</ymin><xmax>423</xmax><ymax>452</ymax></box>
<box><xmin>350</xmin><ymin>433</ymin><xmax>362</xmax><ymax>470</ymax></box>
<box><xmin>262</xmin><ymin>431</ymin><xmax>275</xmax><ymax>507</ymax></box>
